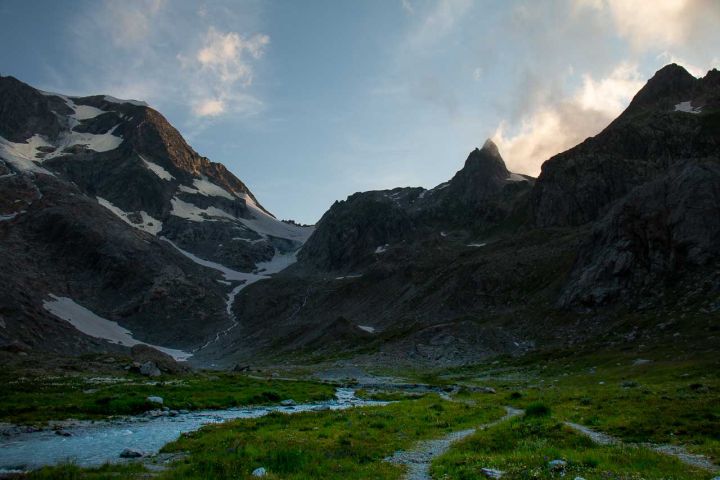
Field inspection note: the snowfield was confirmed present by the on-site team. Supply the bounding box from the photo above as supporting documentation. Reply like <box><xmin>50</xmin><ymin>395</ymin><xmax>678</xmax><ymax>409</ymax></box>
<box><xmin>674</xmin><ymin>101</ymin><xmax>702</xmax><ymax>114</ymax></box>
<box><xmin>97</xmin><ymin>197</ymin><xmax>163</xmax><ymax>235</ymax></box>
<box><xmin>170</xmin><ymin>197</ymin><xmax>236</xmax><ymax>222</ymax></box>
<box><xmin>43</xmin><ymin>294</ymin><xmax>191</xmax><ymax>361</ymax></box>
<box><xmin>140</xmin><ymin>155</ymin><xmax>175</xmax><ymax>181</ymax></box>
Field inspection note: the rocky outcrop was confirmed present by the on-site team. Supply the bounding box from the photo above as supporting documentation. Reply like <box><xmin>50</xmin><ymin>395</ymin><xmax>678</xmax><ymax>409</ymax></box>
<box><xmin>560</xmin><ymin>160</ymin><xmax>720</xmax><ymax>306</ymax></box>
<box><xmin>299</xmin><ymin>140</ymin><xmax>534</xmax><ymax>271</ymax></box>
<box><xmin>533</xmin><ymin>65</ymin><xmax>720</xmax><ymax>227</ymax></box>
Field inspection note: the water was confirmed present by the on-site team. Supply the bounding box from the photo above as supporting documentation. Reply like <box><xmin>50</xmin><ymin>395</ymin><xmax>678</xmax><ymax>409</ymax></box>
<box><xmin>0</xmin><ymin>388</ymin><xmax>384</xmax><ymax>473</ymax></box>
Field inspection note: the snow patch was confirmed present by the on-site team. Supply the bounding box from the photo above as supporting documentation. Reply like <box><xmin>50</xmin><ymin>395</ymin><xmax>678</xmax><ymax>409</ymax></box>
<box><xmin>43</xmin><ymin>294</ymin><xmax>191</xmax><ymax>361</ymax></box>
<box><xmin>191</xmin><ymin>178</ymin><xmax>235</xmax><ymax>200</ymax></box>
<box><xmin>0</xmin><ymin>213</ymin><xmax>18</xmax><ymax>222</ymax></box>
<box><xmin>103</xmin><ymin>95</ymin><xmax>149</xmax><ymax>107</ymax></box>
<box><xmin>674</xmin><ymin>101</ymin><xmax>702</xmax><ymax>114</ymax></box>
<box><xmin>71</xmin><ymin>104</ymin><xmax>105</xmax><ymax>121</ymax></box>
<box><xmin>238</xmin><ymin>193</ymin><xmax>314</xmax><ymax>243</ymax></box>
<box><xmin>375</xmin><ymin>244</ymin><xmax>388</xmax><ymax>254</ymax></box>
<box><xmin>140</xmin><ymin>155</ymin><xmax>174</xmax><ymax>181</ymax></box>
<box><xmin>468</xmin><ymin>242</ymin><xmax>487</xmax><ymax>247</ymax></box>
<box><xmin>0</xmin><ymin>134</ymin><xmax>55</xmax><ymax>174</ymax></box>
<box><xmin>170</xmin><ymin>197</ymin><xmax>235</xmax><ymax>222</ymax></box>
<box><xmin>97</xmin><ymin>197</ymin><xmax>163</xmax><ymax>235</ymax></box>
<box><xmin>335</xmin><ymin>274</ymin><xmax>363</xmax><ymax>280</ymax></box>
<box><xmin>358</xmin><ymin>325</ymin><xmax>375</xmax><ymax>333</ymax></box>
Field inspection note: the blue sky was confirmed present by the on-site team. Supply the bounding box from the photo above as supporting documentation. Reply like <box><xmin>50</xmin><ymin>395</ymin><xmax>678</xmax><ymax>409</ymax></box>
<box><xmin>1</xmin><ymin>0</ymin><xmax>719</xmax><ymax>223</ymax></box>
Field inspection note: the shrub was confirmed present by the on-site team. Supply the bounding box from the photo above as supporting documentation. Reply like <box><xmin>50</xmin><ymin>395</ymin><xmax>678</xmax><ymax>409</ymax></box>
<box><xmin>524</xmin><ymin>402</ymin><xmax>551</xmax><ymax>418</ymax></box>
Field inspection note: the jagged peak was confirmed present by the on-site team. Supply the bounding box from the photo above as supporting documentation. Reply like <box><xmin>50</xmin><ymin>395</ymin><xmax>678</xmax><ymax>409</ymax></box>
<box><xmin>480</xmin><ymin>138</ymin><xmax>500</xmax><ymax>155</ymax></box>
<box><xmin>620</xmin><ymin>63</ymin><xmax>696</xmax><ymax>116</ymax></box>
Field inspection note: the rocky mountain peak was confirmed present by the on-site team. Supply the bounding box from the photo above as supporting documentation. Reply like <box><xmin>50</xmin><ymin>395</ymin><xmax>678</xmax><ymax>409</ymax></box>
<box><xmin>617</xmin><ymin>63</ymin><xmax>696</xmax><ymax>120</ymax></box>
<box><xmin>449</xmin><ymin>139</ymin><xmax>511</xmax><ymax>194</ymax></box>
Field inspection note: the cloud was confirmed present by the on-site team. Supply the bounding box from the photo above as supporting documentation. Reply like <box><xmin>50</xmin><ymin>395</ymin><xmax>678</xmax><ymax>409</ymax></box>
<box><xmin>180</xmin><ymin>27</ymin><xmax>269</xmax><ymax>117</ymax></box>
<box><xmin>575</xmin><ymin>0</ymin><xmax>720</xmax><ymax>51</ymax></box>
<box><xmin>404</xmin><ymin>0</ymin><xmax>472</xmax><ymax>48</ymax></box>
<box><xmin>400</xmin><ymin>0</ymin><xmax>414</xmax><ymax>15</ymax></box>
<box><xmin>494</xmin><ymin>63</ymin><xmax>644</xmax><ymax>176</ymax></box>
<box><xmin>193</xmin><ymin>99</ymin><xmax>225</xmax><ymax>117</ymax></box>
<box><xmin>103</xmin><ymin>0</ymin><xmax>165</xmax><ymax>47</ymax></box>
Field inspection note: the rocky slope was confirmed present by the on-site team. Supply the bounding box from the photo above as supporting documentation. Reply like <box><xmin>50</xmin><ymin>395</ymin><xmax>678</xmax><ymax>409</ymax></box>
<box><xmin>0</xmin><ymin>76</ymin><xmax>311</xmax><ymax>360</ymax></box>
<box><xmin>198</xmin><ymin>64</ymin><xmax>720</xmax><ymax>367</ymax></box>
<box><xmin>2</xmin><ymin>64</ymin><xmax>718</xmax><ymax>369</ymax></box>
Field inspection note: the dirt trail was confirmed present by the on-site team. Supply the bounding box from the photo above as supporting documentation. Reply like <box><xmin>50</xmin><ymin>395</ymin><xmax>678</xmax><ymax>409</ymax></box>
<box><xmin>385</xmin><ymin>406</ymin><xmax>523</xmax><ymax>480</ymax></box>
<box><xmin>565</xmin><ymin>422</ymin><xmax>720</xmax><ymax>473</ymax></box>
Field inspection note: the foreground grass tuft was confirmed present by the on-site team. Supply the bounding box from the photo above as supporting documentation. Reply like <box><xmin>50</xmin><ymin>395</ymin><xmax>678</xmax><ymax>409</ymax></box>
<box><xmin>432</xmin><ymin>414</ymin><xmax>711</xmax><ymax>479</ymax></box>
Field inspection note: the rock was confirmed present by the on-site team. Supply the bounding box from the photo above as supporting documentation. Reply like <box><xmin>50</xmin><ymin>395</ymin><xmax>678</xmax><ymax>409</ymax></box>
<box><xmin>54</xmin><ymin>430</ymin><xmax>71</xmax><ymax>437</ymax></box>
<box><xmin>481</xmin><ymin>467</ymin><xmax>504</xmax><ymax>479</ymax></box>
<box><xmin>252</xmin><ymin>467</ymin><xmax>267</xmax><ymax>477</ymax></box>
<box><xmin>131</xmin><ymin>345</ymin><xmax>190</xmax><ymax>375</ymax></box>
<box><xmin>146</xmin><ymin>396</ymin><xmax>164</xmax><ymax>405</ymax></box>
<box><xmin>233</xmin><ymin>364</ymin><xmax>250</xmax><ymax>372</ymax></box>
<box><xmin>633</xmin><ymin>359</ymin><xmax>652</xmax><ymax>366</ymax></box>
<box><xmin>548</xmin><ymin>459</ymin><xmax>567</xmax><ymax>470</ymax></box>
<box><xmin>119</xmin><ymin>448</ymin><xmax>144</xmax><ymax>458</ymax></box>
<box><xmin>139</xmin><ymin>361</ymin><xmax>161</xmax><ymax>377</ymax></box>
<box><xmin>575</xmin><ymin>477</ymin><xmax>587</xmax><ymax>480</ymax></box>
<box><xmin>280</xmin><ymin>399</ymin><xmax>296</xmax><ymax>406</ymax></box>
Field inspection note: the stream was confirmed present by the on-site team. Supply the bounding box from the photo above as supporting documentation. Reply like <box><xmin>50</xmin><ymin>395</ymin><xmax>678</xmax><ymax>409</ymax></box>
<box><xmin>0</xmin><ymin>388</ymin><xmax>384</xmax><ymax>473</ymax></box>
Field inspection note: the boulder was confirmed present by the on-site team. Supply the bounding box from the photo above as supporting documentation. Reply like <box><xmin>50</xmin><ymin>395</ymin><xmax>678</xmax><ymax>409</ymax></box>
<box><xmin>146</xmin><ymin>396</ymin><xmax>164</xmax><ymax>405</ymax></box>
<box><xmin>131</xmin><ymin>345</ymin><xmax>190</xmax><ymax>375</ymax></box>
<box><xmin>139</xmin><ymin>361</ymin><xmax>161</xmax><ymax>377</ymax></box>
<box><xmin>119</xmin><ymin>448</ymin><xmax>144</xmax><ymax>458</ymax></box>
<box><xmin>252</xmin><ymin>467</ymin><xmax>267</xmax><ymax>477</ymax></box>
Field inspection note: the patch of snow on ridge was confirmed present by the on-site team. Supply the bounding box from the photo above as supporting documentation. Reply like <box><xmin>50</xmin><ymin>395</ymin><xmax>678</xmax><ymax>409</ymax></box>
<box><xmin>162</xmin><ymin>239</ymin><xmax>300</xmax><ymax>352</ymax></box>
<box><xmin>239</xmin><ymin>193</ymin><xmax>314</xmax><ymax>243</ymax></box>
<box><xmin>375</xmin><ymin>244</ymin><xmax>388</xmax><ymax>254</ymax></box>
<box><xmin>192</xmin><ymin>178</ymin><xmax>235</xmax><ymax>200</ymax></box>
<box><xmin>358</xmin><ymin>325</ymin><xmax>375</xmax><ymax>333</ymax></box>
<box><xmin>161</xmin><ymin>237</ymin><xmax>261</xmax><ymax>282</ymax></box>
<box><xmin>71</xmin><ymin>104</ymin><xmax>105</xmax><ymax>121</ymax></box>
<box><xmin>674</xmin><ymin>101</ymin><xmax>702</xmax><ymax>114</ymax></box>
<box><xmin>170</xmin><ymin>197</ymin><xmax>235</xmax><ymax>222</ymax></box>
<box><xmin>60</xmin><ymin>125</ymin><xmax>123</xmax><ymax>153</ymax></box>
<box><xmin>0</xmin><ymin>134</ymin><xmax>54</xmax><ymax>174</ymax></box>
<box><xmin>103</xmin><ymin>95</ymin><xmax>149</xmax><ymax>107</ymax></box>
<box><xmin>97</xmin><ymin>197</ymin><xmax>162</xmax><ymax>235</ymax></box>
<box><xmin>468</xmin><ymin>242</ymin><xmax>487</xmax><ymax>247</ymax></box>
<box><xmin>140</xmin><ymin>155</ymin><xmax>174</xmax><ymax>181</ymax></box>
<box><xmin>43</xmin><ymin>294</ymin><xmax>191</xmax><ymax>361</ymax></box>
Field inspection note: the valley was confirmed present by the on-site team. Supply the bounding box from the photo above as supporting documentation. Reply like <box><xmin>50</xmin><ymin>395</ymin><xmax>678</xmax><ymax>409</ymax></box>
<box><xmin>0</xmin><ymin>61</ymin><xmax>719</xmax><ymax>479</ymax></box>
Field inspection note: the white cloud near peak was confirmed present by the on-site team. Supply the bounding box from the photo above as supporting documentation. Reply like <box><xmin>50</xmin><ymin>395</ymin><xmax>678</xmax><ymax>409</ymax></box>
<box><xmin>575</xmin><ymin>0</ymin><xmax>720</xmax><ymax>51</ymax></box>
<box><xmin>494</xmin><ymin>63</ymin><xmax>644</xmax><ymax>176</ymax></box>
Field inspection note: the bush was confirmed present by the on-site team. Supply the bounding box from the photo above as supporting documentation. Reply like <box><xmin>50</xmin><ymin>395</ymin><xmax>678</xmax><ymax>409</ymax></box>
<box><xmin>524</xmin><ymin>402</ymin><xmax>551</xmax><ymax>418</ymax></box>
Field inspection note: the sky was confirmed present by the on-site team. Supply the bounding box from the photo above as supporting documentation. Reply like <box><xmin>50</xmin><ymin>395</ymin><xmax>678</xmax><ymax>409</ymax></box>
<box><xmin>1</xmin><ymin>0</ymin><xmax>719</xmax><ymax>224</ymax></box>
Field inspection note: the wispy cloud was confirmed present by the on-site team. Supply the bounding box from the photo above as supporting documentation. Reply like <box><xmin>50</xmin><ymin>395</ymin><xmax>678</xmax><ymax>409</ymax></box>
<box><xmin>63</xmin><ymin>1</ymin><xmax>268</xmax><ymax>122</ymax></box>
<box><xmin>179</xmin><ymin>27</ymin><xmax>269</xmax><ymax>118</ymax></box>
<box><xmin>575</xmin><ymin>0</ymin><xmax>720</xmax><ymax>51</ymax></box>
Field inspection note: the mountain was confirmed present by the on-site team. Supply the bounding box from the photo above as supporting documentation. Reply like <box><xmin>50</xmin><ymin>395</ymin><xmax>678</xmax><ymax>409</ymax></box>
<box><xmin>196</xmin><ymin>64</ymin><xmax>720</xmax><ymax>367</ymax></box>
<box><xmin>0</xmin><ymin>75</ymin><xmax>312</xmax><ymax>360</ymax></box>
<box><xmin>1</xmin><ymin>64</ymin><xmax>718</xmax><ymax>369</ymax></box>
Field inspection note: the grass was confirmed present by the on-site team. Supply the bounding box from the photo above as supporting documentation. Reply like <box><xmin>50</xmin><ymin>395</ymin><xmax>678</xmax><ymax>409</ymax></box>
<box><xmin>437</xmin><ymin>351</ymin><xmax>720</xmax><ymax>463</ymax></box>
<box><xmin>25</xmin><ymin>394</ymin><xmax>504</xmax><ymax>479</ymax></box>
<box><xmin>431</xmin><ymin>414</ymin><xmax>712</xmax><ymax>479</ymax></box>
<box><xmin>8</xmin><ymin>350</ymin><xmax>720</xmax><ymax>479</ymax></box>
<box><xmin>0</xmin><ymin>371</ymin><xmax>335</xmax><ymax>424</ymax></box>
<box><xmin>156</xmin><ymin>394</ymin><xmax>503</xmax><ymax>479</ymax></box>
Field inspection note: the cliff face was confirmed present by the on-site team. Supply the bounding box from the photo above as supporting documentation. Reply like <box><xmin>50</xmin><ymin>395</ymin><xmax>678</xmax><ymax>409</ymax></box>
<box><xmin>532</xmin><ymin>64</ymin><xmax>720</xmax><ymax>228</ymax></box>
